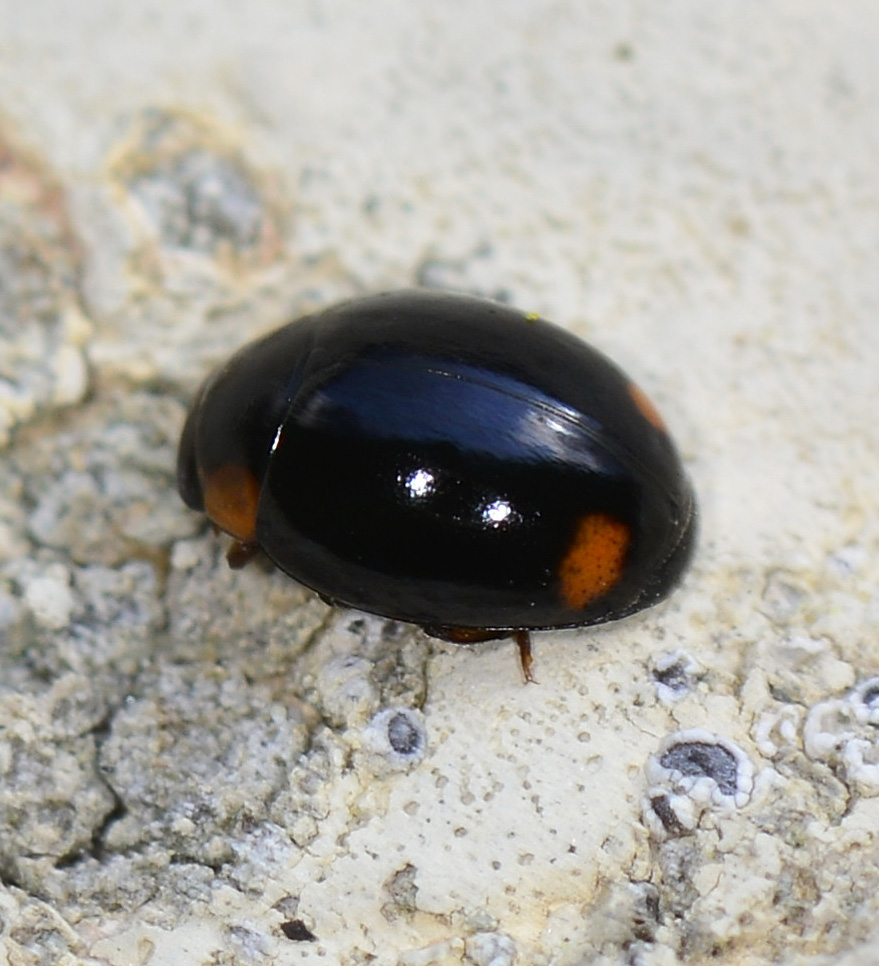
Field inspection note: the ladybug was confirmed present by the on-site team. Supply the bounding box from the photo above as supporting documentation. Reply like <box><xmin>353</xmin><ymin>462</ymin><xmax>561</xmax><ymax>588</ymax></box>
<box><xmin>177</xmin><ymin>290</ymin><xmax>696</xmax><ymax>681</ymax></box>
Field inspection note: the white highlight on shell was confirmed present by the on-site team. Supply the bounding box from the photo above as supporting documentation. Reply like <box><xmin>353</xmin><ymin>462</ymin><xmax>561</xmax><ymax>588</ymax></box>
<box><xmin>482</xmin><ymin>499</ymin><xmax>513</xmax><ymax>526</ymax></box>
<box><xmin>405</xmin><ymin>468</ymin><xmax>435</xmax><ymax>499</ymax></box>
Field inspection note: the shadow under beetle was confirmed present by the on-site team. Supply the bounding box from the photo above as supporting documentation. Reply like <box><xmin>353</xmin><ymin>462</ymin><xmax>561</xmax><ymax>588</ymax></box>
<box><xmin>177</xmin><ymin>290</ymin><xmax>697</xmax><ymax>681</ymax></box>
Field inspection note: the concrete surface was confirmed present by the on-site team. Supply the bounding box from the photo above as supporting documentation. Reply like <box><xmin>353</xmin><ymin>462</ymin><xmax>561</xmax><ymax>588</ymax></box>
<box><xmin>1</xmin><ymin>1</ymin><xmax>878</xmax><ymax>964</ymax></box>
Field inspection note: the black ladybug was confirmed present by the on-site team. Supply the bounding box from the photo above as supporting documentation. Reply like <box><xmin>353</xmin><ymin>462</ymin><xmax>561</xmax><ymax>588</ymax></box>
<box><xmin>178</xmin><ymin>290</ymin><xmax>697</xmax><ymax>680</ymax></box>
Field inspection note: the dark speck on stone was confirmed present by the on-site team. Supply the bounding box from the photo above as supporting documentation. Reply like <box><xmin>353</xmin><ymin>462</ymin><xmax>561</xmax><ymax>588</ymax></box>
<box><xmin>652</xmin><ymin>661</ymin><xmax>689</xmax><ymax>692</ymax></box>
<box><xmin>860</xmin><ymin>684</ymin><xmax>879</xmax><ymax>707</ymax></box>
<box><xmin>650</xmin><ymin>795</ymin><xmax>686</xmax><ymax>835</ymax></box>
<box><xmin>387</xmin><ymin>711</ymin><xmax>423</xmax><ymax>756</ymax></box>
<box><xmin>280</xmin><ymin>920</ymin><xmax>317</xmax><ymax>942</ymax></box>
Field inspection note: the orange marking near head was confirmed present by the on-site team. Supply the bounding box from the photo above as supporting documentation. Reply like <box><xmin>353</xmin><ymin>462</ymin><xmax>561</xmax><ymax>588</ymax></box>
<box><xmin>628</xmin><ymin>382</ymin><xmax>667</xmax><ymax>432</ymax></box>
<box><xmin>558</xmin><ymin>512</ymin><xmax>631</xmax><ymax>609</ymax></box>
<box><xmin>202</xmin><ymin>464</ymin><xmax>261</xmax><ymax>543</ymax></box>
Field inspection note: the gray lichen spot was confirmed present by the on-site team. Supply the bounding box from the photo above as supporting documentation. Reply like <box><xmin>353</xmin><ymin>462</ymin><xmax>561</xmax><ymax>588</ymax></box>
<box><xmin>362</xmin><ymin>707</ymin><xmax>427</xmax><ymax>771</ymax></box>
<box><xmin>804</xmin><ymin>676</ymin><xmax>879</xmax><ymax>794</ymax></box>
<box><xmin>130</xmin><ymin>150</ymin><xmax>266</xmax><ymax>255</ymax></box>
<box><xmin>659</xmin><ymin>742</ymin><xmax>739</xmax><ymax>796</ymax></box>
<box><xmin>111</xmin><ymin>109</ymin><xmax>283</xmax><ymax>273</ymax></box>
<box><xmin>644</xmin><ymin>729</ymin><xmax>755</xmax><ymax>835</ymax></box>
<box><xmin>856</xmin><ymin>679</ymin><xmax>879</xmax><ymax>711</ymax></box>
<box><xmin>387</xmin><ymin>710</ymin><xmax>425</xmax><ymax>756</ymax></box>
<box><xmin>652</xmin><ymin>661</ymin><xmax>690</xmax><ymax>693</ymax></box>
<box><xmin>651</xmin><ymin>650</ymin><xmax>700</xmax><ymax>703</ymax></box>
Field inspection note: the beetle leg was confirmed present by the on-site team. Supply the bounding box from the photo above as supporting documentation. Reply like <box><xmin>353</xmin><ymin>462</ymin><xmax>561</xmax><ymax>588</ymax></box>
<box><xmin>514</xmin><ymin>629</ymin><xmax>537</xmax><ymax>685</ymax></box>
<box><xmin>423</xmin><ymin>624</ymin><xmax>537</xmax><ymax>684</ymax></box>
<box><xmin>226</xmin><ymin>540</ymin><xmax>260</xmax><ymax>570</ymax></box>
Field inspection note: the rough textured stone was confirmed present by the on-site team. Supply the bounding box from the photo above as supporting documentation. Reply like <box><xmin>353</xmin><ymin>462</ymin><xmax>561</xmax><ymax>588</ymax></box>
<box><xmin>0</xmin><ymin>2</ymin><xmax>878</xmax><ymax>965</ymax></box>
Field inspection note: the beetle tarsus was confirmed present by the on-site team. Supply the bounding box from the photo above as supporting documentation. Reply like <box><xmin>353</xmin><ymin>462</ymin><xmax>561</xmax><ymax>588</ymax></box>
<box><xmin>226</xmin><ymin>540</ymin><xmax>259</xmax><ymax>570</ymax></box>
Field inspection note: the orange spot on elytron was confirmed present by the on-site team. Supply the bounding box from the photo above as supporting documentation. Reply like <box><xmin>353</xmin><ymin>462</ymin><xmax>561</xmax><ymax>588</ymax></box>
<box><xmin>558</xmin><ymin>512</ymin><xmax>631</xmax><ymax>609</ymax></box>
<box><xmin>203</xmin><ymin>464</ymin><xmax>261</xmax><ymax>543</ymax></box>
<box><xmin>628</xmin><ymin>382</ymin><xmax>667</xmax><ymax>432</ymax></box>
